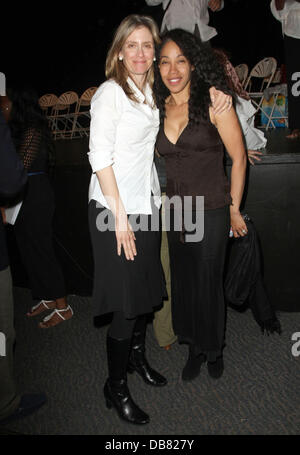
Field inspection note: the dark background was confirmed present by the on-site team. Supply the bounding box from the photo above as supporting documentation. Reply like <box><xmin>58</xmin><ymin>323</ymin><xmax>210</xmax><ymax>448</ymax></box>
<box><xmin>2</xmin><ymin>0</ymin><xmax>284</xmax><ymax>96</ymax></box>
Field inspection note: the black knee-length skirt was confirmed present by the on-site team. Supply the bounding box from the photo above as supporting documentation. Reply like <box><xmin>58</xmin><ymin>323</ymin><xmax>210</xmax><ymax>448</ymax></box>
<box><xmin>88</xmin><ymin>199</ymin><xmax>165</xmax><ymax>318</ymax></box>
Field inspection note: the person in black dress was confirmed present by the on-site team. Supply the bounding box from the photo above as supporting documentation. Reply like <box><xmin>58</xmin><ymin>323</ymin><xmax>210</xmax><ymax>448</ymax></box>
<box><xmin>1</xmin><ymin>88</ymin><xmax>72</xmax><ymax>328</ymax></box>
<box><xmin>153</xmin><ymin>29</ymin><xmax>247</xmax><ymax>380</ymax></box>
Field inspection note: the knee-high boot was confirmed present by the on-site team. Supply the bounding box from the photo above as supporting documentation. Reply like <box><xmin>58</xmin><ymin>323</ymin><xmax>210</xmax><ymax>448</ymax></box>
<box><xmin>127</xmin><ymin>319</ymin><xmax>167</xmax><ymax>387</ymax></box>
<box><xmin>104</xmin><ymin>335</ymin><xmax>149</xmax><ymax>425</ymax></box>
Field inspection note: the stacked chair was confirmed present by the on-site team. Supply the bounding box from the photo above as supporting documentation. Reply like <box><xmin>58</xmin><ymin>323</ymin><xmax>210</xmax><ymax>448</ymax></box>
<box><xmin>39</xmin><ymin>87</ymin><xmax>98</xmax><ymax>140</ymax></box>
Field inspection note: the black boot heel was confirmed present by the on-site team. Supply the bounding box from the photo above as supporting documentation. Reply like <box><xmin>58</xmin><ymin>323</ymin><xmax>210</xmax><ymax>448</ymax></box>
<box><xmin>129</xmin><ymin>331</ymin><xmax>167</xmax><ymax>387</ymax></box>
<box><xmin>105</xmin><ymin>336</ymin><xmax>150</xmax><ymax>425</ymax></box>
<box><xmin>104</xmin><ymin>379</ymin><xmax>149</xmax><ymax>425</ymax></box>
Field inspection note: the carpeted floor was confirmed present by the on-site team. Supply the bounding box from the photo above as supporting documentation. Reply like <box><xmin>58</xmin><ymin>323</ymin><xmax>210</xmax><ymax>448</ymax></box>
<box><xmin>1</xmin><ymin>288</ymin><xmax>299</xmax><ymax>435</ymax></box>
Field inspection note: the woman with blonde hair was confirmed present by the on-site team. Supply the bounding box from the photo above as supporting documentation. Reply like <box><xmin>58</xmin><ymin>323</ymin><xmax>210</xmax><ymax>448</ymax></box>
<box><xmin>88</xmin><ymin>15</ymin><xmax>231</xmax><ymax>425</ymax></box>
<box><xmin>88</xmin><ymin>14</ymin><xmax>166</xmax><ymax>426</ymax></box>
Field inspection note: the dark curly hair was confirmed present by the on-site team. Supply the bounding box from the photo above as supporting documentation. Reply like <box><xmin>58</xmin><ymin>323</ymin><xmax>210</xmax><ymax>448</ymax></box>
<box><xmin>153</xmin><ymin>29</ymin><xmax>233</xmax><ymax>126</ymax></box>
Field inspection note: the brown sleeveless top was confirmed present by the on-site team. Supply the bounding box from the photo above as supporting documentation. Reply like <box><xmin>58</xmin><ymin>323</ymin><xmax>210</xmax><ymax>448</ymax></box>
<box><xmin>156</xmin><ymin>118</ymin><xmax>232</xmax><ymax>210</ymax></box>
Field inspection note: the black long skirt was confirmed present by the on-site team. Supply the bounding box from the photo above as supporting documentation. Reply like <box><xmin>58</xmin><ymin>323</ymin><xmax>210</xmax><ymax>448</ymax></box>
<box><xmin>14</xmin><ymin>174</ymin><xmax>66</xmax><ymax>300</ymax></box>
<box><xmin>88</xmin><ymin>199</ymin><xmax>165</xmax><ymax>319</ymax></box>
<box><xmin>167</xmin><ymin>206</ymin><xmax>230</xmax><ymax>362</ymax></box>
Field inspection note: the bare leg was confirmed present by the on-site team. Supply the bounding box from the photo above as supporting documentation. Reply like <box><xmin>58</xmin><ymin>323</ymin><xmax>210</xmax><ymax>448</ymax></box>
<box><xmin>38</xmin><ymin>296</ymin><xmax>73</xmax><ymax>329</ymax></box>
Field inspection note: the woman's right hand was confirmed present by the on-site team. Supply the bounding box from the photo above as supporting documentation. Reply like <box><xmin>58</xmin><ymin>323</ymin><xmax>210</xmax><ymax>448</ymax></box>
<box><xmin>115</xmin><ymin>215</ymin><xmax>137</xmax><ymax>261</ymax></box>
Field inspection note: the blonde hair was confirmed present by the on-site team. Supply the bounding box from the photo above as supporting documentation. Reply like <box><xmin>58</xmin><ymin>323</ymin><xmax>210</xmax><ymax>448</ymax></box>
<box><xmin>105</xmin><ymin>15</ymin><xmax>161</xmax><ymax>103</ymax></box>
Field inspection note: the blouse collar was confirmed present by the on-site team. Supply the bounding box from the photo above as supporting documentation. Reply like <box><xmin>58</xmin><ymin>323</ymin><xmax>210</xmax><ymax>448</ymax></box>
<box><xmin>127</xmin><ymin>76</ymin><xmax>153</xmax><ymax>105</ymax></box>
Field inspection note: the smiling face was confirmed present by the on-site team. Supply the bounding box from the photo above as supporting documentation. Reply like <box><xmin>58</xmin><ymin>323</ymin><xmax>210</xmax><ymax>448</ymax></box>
<box><xmin>159</xmin><ymin>40</ymin><xmax>194</xmax><ymax>96</ymax></box>
<box><xmin>119</xmin><ymin>26</ymin><xmax>155</xmax><ymax>82</ymax></box>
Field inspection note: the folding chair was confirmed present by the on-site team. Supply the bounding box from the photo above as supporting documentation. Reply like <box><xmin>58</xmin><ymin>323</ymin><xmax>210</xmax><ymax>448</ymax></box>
<box><xmin>234</xmin><ymin>64</ymin><xmax>249</xmax><ymax>88</ymax></box>
<box><xmin>51</xmin><ymin>91</ymin><xmax>79</xmax><ymax>139</ymax></box>
<box><xmin>38</xmin><ymin>93</ymin><xmax>59</xmax><ymax>131</ymax></box>
<box><xmin>244</xmin><ymin>57</ymin><xmax>277</xmax><ymax>128</ymax></box>
<box><xmin>264</xmin><ymin>84</ymin><xmax>288</xmax><ymax>130</ymax></box>
<box><xmin>72</xmin><ymin>87</ymin><xmax>98</xmax><ymax>138</ymax></box>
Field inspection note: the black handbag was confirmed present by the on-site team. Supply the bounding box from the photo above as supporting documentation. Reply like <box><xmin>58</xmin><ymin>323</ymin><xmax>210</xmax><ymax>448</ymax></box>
<box><xmin>224</xmin><ymin>214</ymin><xmax>281</xmax><ymax>335</ymax></box>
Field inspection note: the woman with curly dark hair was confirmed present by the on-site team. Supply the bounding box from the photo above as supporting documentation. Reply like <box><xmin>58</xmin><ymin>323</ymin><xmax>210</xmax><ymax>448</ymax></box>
<box><xmin>1</xmin><ymin>87</ymin><xmax>72</xmax><ymax>328</ymax></box>
<box><xmin>153</xmin><ymin>29</ymin><xmax>247</xmax><ymax>381</ymax></box>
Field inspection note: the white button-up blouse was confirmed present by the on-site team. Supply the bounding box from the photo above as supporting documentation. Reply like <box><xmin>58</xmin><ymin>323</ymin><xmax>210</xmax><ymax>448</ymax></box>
<box><xmin>88</xmin><ymin>78</ymin><xmax>161</xmax><ymax>214</ymax></box>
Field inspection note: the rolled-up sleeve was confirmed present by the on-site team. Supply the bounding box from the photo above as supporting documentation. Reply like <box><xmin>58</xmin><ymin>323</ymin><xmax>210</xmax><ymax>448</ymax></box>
<box><xmin>88</xmin><ymin>82</ymin><xmax>121</xmax><ymax>173</ymax></box>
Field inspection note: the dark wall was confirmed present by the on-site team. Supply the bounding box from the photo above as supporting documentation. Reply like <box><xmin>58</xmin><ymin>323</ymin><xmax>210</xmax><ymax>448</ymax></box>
<box><xmin>2</xmin><ymin>0</ymin><xmax>284</xmax><ymax>95</ymax></box>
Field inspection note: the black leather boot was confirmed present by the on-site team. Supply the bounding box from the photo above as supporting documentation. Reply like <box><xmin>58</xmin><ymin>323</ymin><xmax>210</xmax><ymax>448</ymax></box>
<box><xmin>182</xmin><ymin>344</ymin><xmax>206</xmax><ymax>381</ymax></box>
<box><xmin>104</xmin><ymin>335</ymin><xmax>149</xmax><ymax>425</ymax></box>
<box><xmin>207</xmin><ymin>355</ymin><xmax>224</xmax><ymax>379</ymax></box>
<box><xmin>128</xmin><ymin>328</ymin><xmax>167</xmax><ymax>387</ymax></box>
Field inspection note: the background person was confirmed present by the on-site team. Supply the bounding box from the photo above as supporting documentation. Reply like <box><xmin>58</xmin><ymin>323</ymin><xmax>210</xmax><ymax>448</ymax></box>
<box><xmin>270</xmin><ymin>0</ymin><xmax>300</xmax><ymax>139</ymax></box>
<box><xmin>0</xmin><ymin>108</ymin><xmax>46</xmax><ymax>425</ymax></box>
<box><xmin>213</xmin><ymin>48</ymin><xmax>267</xmax><ymax>165</ymax></box>
<box><xmin>1</xmin><ymin>88</ymin><xmax>72</xmax><ymax>329</ymax></box>
<box><xmin>145</xmin><ymin>0</ymin><xmax>224</xmax><ymax>43</ymax></box>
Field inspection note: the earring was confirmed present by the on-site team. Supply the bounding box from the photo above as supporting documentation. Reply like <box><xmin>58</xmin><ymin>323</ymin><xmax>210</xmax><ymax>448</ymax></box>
<box><xmin>119</xmin><ymin>56</ymin><xmax>123</xmax><ymax>61</ymax></box>
<box><xmin>153</xmin><ymin>57</ymin><xmax>156</xmax><ymax>62</ymax></box>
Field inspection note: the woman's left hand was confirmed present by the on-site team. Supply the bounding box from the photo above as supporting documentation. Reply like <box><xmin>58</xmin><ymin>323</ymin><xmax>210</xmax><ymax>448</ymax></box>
<box><xmin>230</xmin><ymin>211</ymin><xmax>247</xmax><ymax>238</ymax></box>
<box><xmin>209</xmin><ymin>86</ymin><xmax>232</xmax><ymax>115</ymax></box>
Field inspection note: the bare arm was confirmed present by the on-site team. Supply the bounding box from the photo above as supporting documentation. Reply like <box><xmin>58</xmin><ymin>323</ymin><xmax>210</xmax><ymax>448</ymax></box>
<box><xmin>210</xmin><ymin>106</ymin><xmax>248</xmax><ymax>237</ymax></box>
